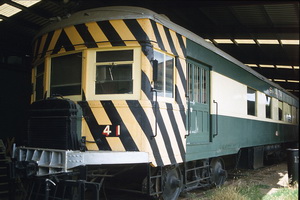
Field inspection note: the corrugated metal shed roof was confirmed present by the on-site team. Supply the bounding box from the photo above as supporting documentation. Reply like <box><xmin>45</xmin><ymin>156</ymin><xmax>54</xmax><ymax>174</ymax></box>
<box><xmin>0</xmin><ymin>0</ymin><xmax>298</xmax><ymax>97</ymax></box>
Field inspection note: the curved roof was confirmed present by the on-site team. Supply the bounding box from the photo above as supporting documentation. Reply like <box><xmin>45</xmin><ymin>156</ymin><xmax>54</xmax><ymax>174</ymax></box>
<box><xmin>36</xmin><ymin>6</ymin><xmax>298</xmax><ymax>101</ymax></box>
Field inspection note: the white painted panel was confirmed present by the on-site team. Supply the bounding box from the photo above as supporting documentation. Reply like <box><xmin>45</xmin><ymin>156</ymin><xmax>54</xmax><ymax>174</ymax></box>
<box><xmin>211</xmin><ymin>71</ymin><xmax>295</xmax><ymax>124</ymax></box>
<box><xmin>257</xmin><ymin>92</ymin><xmax>266</xmax><ymax>118</ymax></box>
<box><xmin>211</xmin><ymin>71</ymin><xmax>247</xmax><ymax>117</ymax></box>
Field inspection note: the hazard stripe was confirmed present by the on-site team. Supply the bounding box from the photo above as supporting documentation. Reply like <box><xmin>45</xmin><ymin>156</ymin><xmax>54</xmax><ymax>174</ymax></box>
<box><xmin>48</xmin><ymin>29</ymin><xmax>62</xmax><ymax>55</ymax></box>
<box><xmin>85</xmin><ymin>21</ymin><xmax>112</xmax><ymax>47</ymax></box>
<box><xmin>155</xmin><ymin>105</ymin><xmax>177</xmax><ymax>164</ymax></box>
<box><xmin>32</xmin><ymin>17</ymin><xmax>189</xmax><ymax>166</ymax></box>
<box><xmin>124</xmin><ymin>19</ymin><xmax>151</xmax><ymax>43</ymax></box>
<box><xmin>74</xmin><ymin>24</ymin><xmax>98</xmax><ymax>48</ymax></box>
<box><xmin>124</xmin><ymin>19</ymin><xmax>153</xmax><ymax>100</ymax></box>
<box><xmin>150</xmin><ymin>20</ymin><xmax>165</xmax><ymax>51</ymax></box>
<box><xmin>166</xmin><ymin>103</ymin><xmax>185</xmax><ymax>159</ymax></box>
<box><xmin>136</xmin><ymin>18</ymin><xmax>157</xmax><ymax>45</ymax></box>
<box><xmin>38</xmin><ymin>34</ymin><xmax>48</xmax><ymax>59</ymax></box>
<box><xmin>41</xmin><ymin>31</ymin><xmax>54</xmax><ymax>58</ymax></box>
<box><xmin>164</xmin><ymin>27</ymin><xmax>178</xmax><ymax>56</ymax></box>
<box><xmin>64</xmin><ymin>26</ymin><xmax>85</xmax><ymax>50</ymax></box>
<box><xmin>176</xmin><ymin>33</ymin><xmax>186</xmax><ymax>57</ymax></box>
<box><xmin>52</xmin><ymin>29</ymin><xmax>74</xmax><ymax>54</ymax></box>
<box><xmin>34</xmin><ymin>37</ymin><xmax>42</xmax><ymax>61</ymax></box>
<box><xmin>170</xmin><ymin>30</ymin><xmax>184</xmax><ymax>58</ymax></box>
<box><xmin>110</xmin><ymin>20</ymin><xmax>140</xmax><ymax>46</ymax></box>
<box><xmin>115</xmin><ymin>100</ymin><xmax>157</xmax><ymax>165</ymax></box>
<box><xmin>101</xmin><ymin>101</ymin><xmax>139</xmax><ymax>151</ymax></box>
<box><xmin>175</xmin><ymin>57</ymin><xmax>187</xmax><ymax>103</ymax></box>
<box><xmin>97</xmin><ymin>21</ymin><xmax>126</xmax><ymax>46</ymax></box>
<box><xmin>126</xmin><ymin>100</ymin><xmax>164</xmax><ymax>166</ymax></box>
<box><xmin>156</xmin><ymin>23</ymin><xmax>172</xmax><ymax>53</ymax></box>
<box><xmin>78</xmin><ymin>101</ymin><xmax>111</xmax><ymax>151</ymax></box>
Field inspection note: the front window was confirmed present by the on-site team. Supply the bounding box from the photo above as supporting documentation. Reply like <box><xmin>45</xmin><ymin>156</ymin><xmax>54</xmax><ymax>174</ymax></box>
<box><xmin>50</xmin><ymin>53</ymin><xmax>82</xmax><ymax>96</ymax></box>
<box><xmin>95</xmin><ymin>50</ymin><xmax>133</xmax><ymax>94</ymax></box>
<box><xmin>154</xmin><ymin>51</ymin><xmax>174</xmax><ymax>98</ymax></box>
<box><xmin>35</xmin><ymin>62</ymin><xmax>44</xmax><ymax>101</ymax></box>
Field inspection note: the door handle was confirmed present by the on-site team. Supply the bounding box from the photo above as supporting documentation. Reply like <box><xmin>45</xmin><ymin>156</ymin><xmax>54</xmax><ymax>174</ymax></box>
<box><xmin>213</xmin><ymin>100</ymin><xmax>218</xmax><ymax>137</ymax></box>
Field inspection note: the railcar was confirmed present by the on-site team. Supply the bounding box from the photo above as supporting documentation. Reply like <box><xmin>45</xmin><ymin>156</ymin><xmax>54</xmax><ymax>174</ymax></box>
<box><xmin>13</xmin><ymin>6</ymin><xmax>298</xmax><ymax>200</ymax></box>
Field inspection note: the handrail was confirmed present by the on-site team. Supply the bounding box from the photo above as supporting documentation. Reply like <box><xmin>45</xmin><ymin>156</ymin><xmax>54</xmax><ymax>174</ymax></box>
<box><xmin>151</xmin><ymin>88</ymin><xmax>158</xmax><ymax>139</ymax></box>
<box><xmin>185</xmin><ymin>95</ymin><xmax>191</xmax><ymax>138</ymax></box>
<box><xmin>213</xmin><ymin>100</ymin><xmax>219</xmax><ymax>137</ymax></box>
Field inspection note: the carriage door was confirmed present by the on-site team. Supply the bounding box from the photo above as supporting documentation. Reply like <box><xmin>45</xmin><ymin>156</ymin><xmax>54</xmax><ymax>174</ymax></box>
<box><xmin>187</xmin><ymin>61</ymin><xmax>210</xmax><ymax>144</ymax></box>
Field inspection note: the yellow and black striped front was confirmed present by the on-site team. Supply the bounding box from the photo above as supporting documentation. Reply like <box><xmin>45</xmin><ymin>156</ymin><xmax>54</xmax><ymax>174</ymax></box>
<box><xmin>33</xmin><ymin>17</ymin><xmax>188</xmax><ymax>167</ymax></box>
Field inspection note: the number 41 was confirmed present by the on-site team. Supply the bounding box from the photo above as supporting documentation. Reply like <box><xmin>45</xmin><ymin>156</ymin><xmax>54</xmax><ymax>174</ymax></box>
<box><xmin>102</xmin><ymin>125</ymin><xmax>121</xmax><ymax>137</ymax></box>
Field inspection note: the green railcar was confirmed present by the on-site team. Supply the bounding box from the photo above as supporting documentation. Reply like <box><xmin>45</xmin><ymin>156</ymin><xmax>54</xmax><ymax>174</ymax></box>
<box><xmin>13</xmin><ymin>6</ymin><xmax>298</xmax><ymax>200</ymax></box>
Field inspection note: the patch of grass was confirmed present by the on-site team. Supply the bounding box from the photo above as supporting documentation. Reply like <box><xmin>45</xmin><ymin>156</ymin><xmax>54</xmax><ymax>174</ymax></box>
<box><xmin>198</xmin><ymin>181</ymin><xmax>298</xmax><ymax>200</ymax></box>
<box><xmin>262</xmin><ymin>183</ymin><xmax>298</xmax><ymax>200</ymax></box>
<box><xmin>238</xmin><ymin>184</ymin><xmax>269</xmax><ymax>200</ymax></box>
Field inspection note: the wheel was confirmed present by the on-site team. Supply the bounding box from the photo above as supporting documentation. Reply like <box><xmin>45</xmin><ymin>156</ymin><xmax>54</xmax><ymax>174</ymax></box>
<box><xmin>210</xmin><ymin>158</ymin><xmax>227</xmax><ymax>187</ymax></box>
<box><xmin>161</xmin><ymin>167</ymin><xmax>183</xmax><ymax>200</ymax></box>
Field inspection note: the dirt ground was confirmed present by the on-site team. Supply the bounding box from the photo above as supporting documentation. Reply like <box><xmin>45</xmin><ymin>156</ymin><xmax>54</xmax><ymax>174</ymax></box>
<box><xmin>180</xmin><ymin>162</ymin><xmax>294</xmax><ymax>199</ymax></box>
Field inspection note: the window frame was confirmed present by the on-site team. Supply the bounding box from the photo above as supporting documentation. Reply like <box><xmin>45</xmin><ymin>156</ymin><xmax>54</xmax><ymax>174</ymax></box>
<box><xmin>247</xmin><ymin>87</ymin><xmax>257</xmax><ymax>116</ymax></box>
<box><xmin>187</xmin><ymin>62</ymin><xmax>209</xmax><ymax>104</ymax></box>
<box><xmin>45</xmin><ymin>51</ymin><xmax>83</xmax><ymax>102</ymax></box>
<box><xmin>278</xmin><ymin>100</ymin><xmax>283</xmax><ymax>121</ymax></box>
<box><xmin>34</xmin><ymin>61</ymin><xmax>45</xmax><ymax>101</ymax></box>
<box><xmin>265</xmin><ymin>95</ymin><xmax>272</xmax><ymax>119</ymax></box>
<box><xmin>95</xmin><ymin>59</ymin><xmax>134</xmax><ymax>95</ymax></box>
<box><xmin>153</xmin><ymin>50</ymin><xmax>175</xmax><ymax>101</ymax></box>
<box><xmin>85</xmin><ymin>47</ymin><xmax>141</xmax><ymax>100</ymax></box>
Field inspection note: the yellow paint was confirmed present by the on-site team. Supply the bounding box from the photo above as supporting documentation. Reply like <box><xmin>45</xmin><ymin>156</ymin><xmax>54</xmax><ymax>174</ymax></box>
<box><xmin>160</xmin><ymin>108</ymin><xmax>183</xmax><ymax>163</ymax></box>
<box><xmin>82</xmin><ymin>118</ymin><xmax>98</xmax><ymax>150</ymax></box>
<box><xmin>81</xmin><ymin>50</ymin><xmax>87</xmax><ymax>98</ymax></box>
<box><xmin>88</xmin><ymin>101</ymin><xmax>111</xmax><ymax>125</ymax></box>
<box><xmin>38</xmin><ymin>33</ymin><xmax>48</xmax><ymax>57</ymax></box>
<box><xmin>113</xmin><ymin>100</ymin><xmax>156</xmax><ymax>165</ymax></box>
<box><xmin>142</xmin><ymin>105</ymin><xmax>171</xmax><ymax>165</ymax></box>
<box><xmin>85</xmin><ymin>21</ymin><xmax>112</xmax><ymax>47</ymax></box>
<box><xmin>44</xmin><ymin>57</ymin><xmax>50</xmax><ymax>98</ymax></box>
<box><xmin>175</xmin><ymin>58</ymin><xmax>187</xmax><ymax>105</ymax></box>
<box><xmin>31</xmin><ymin>68</ymin><xmax>35</xmax><ymax>103</ymax></box>
<box><xmin>169</xmin><ymin>29</ymin><xmax>185</xmax><ymax>58</ymax></box>
<box><xmin>106</xmin><ymin>138</ymin><xmax>126</xmax><ymax>151</ymax></box>
<box><xmin>109</xmin><ymin>20</ymin><xmax>139</xmax><ymax>46</ymax></box>
<box><xmin>136</xmin><ymin>19</ymin><xmax>156</xmax><ymax>43</ymax></box>
<box><xmin>48</xmin><ymin>29</ymin><xmax>62</xmax><ymax>53</ymax></box>
<box><xmin>64</xmin><ymin>26</ymin><xmax>85</xmax><ymax>50</ymax></box>
<box><xmin>58</xmin><ymin>47</ymin><xmax>66</xmax><ymax>54</ymax></box>
<box><xmin>156</xmin><ymin>23</ymin><xmax>172</xmax><ymax>53</ymax></box>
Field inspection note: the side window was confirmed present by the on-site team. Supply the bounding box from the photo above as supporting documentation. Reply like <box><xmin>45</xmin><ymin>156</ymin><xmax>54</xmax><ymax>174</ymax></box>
<box><xmin>265</xmin><ymin>95</ymin><xmax>272</xmax><ymax>119</ymax></box>
<box><xmin>201</xmin><ymin>68</ymin><xmax>208</xmax><ymax>104</ymax></box>
<box><xmin>154</xmin><ymin>51</ymin><xmax>174</xmax><ymax>98</ymax></box>
<box><xmin>35</xmin><ymin>62</ymin><xmax>44</xmax><ymax>101</ymax></box>
<box><xmin>247</xmin><ymin>87</ymin><xmax>256</xmax><ymax>116</ymax></box>
<box><xmin>278</xmin><ymin>100</ymin><xmax>283</xmax><ymax>121</ymax></box>
<box><xmin>188</xmin><ymin>63</ymin><xmax>193</xmax><ymax>100</ymax></box>
<box><xmin>95</xmin><ymin>50</ymin><xmax>133</xmax><ymax>94</ymax></box>
<box><xmin>50</xmin><ymin>53</ymin><xmax>82</xmax><ymax>96</ymax></box>
<box><xmin>285</xmin><ymin>104</ymin><xmax>292</xmax><ymax>123</ymax></box>
<box><xmin>187</xmin><ymin>62</ymin><xmax>209</xmax><ymax>104</ymax></box>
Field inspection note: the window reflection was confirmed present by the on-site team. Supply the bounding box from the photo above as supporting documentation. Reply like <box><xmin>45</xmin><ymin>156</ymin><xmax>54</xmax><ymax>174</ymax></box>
<box><xmin>154</xmin><ymin>51</ymin><xmax>174</xmax><ymax>98</ymax></box>
<box><xmin>95</xmin><ymin>50</ymin><xmax>134</xmax><ymax>95</ymax></box>
<box><xmin>50</xmin><ymin>53</ymin><xmax>82</xmax><ymax>96</ymax></box>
